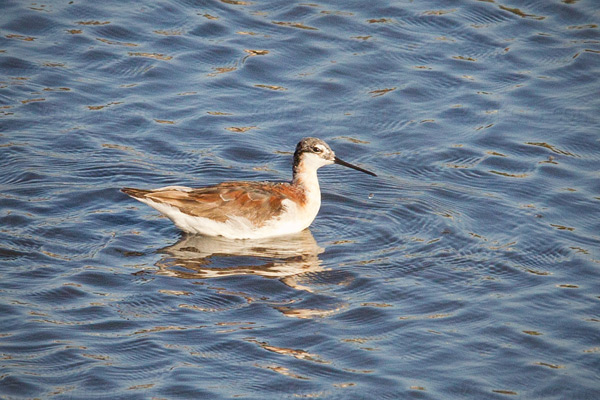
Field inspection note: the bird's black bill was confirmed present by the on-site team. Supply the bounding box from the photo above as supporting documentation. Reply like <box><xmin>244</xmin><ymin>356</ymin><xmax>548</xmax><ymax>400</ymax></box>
<box><xmin>334</xmin><ymin>157</ymin><xmax>377</xmax><ymax>177</ymax></box>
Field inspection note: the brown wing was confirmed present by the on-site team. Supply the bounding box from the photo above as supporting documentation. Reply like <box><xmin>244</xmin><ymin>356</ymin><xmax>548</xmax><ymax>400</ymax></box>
<box><xmin>122</xmin><ymin>182</ymin><xmax>305</xmax><ymax>226</ymax></box>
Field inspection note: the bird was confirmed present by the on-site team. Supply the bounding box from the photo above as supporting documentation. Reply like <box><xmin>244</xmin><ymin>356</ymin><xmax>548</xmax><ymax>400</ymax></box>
<box><xmin>122</xmin><ymin>137</ymin><xmax>376</xmax><ymax>239</ymax></box>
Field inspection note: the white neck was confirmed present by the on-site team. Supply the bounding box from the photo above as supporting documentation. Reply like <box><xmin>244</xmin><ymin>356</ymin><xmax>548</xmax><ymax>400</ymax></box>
<box><xmin>293</xmin><ymin>165</ymin><xmax>320</xmax><ymax>195</ymax></box>
<box><xmin>292</xmin><ymin>157</ymin><xmax>323</xmax><ymax>218</ymax></box>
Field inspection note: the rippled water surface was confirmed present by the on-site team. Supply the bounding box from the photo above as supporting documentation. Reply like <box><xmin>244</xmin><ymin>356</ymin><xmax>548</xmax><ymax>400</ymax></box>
<box><xmin>2</xmin><ymin>0</ymin><xmax>600</xmax><ymax>398</ymax></box>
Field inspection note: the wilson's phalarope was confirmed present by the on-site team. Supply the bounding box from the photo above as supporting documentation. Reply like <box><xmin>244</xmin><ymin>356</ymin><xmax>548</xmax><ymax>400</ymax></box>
<box><xmin>122</xmin><ymin>137</ymin><xmax>376</xmax><ymax>239</ymax></box>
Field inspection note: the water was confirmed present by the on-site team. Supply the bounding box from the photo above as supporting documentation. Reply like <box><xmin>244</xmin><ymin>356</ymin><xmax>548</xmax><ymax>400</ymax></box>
<box><xmin>1</xmin><ymin>0</ymin><xmax>599</xmax><ymax>398</ymax></box>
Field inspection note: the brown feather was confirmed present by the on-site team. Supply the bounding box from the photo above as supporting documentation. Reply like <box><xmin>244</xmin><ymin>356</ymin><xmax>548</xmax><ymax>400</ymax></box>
<box><xmin>122</xmin><ymin>182</ymin><xmax>306</xmax><ymax>226</ymax></box>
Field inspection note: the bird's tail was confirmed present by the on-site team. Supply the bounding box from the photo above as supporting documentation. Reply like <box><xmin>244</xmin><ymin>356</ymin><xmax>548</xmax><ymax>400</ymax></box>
<box><xmin>121</xmin><ymin>187</ymin><xmax>151</xmax><ymax>199</ymax></box>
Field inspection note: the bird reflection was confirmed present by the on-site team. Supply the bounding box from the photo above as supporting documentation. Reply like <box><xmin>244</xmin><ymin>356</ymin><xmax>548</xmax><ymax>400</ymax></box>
<box><xmin>155</xmin><ymin>229</ymin><xmax>325</xmax><ymax>291</ymax></box>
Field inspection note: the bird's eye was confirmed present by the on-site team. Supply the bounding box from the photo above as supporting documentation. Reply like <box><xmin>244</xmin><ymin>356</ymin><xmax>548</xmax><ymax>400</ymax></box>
<box><xmin>312</xmin><ymin>146</ymin><xmax>322</xmax><ymax>153</ymax></box>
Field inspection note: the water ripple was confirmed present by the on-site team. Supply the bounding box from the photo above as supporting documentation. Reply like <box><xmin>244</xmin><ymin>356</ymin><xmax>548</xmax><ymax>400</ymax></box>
<box><xmin>2</xmin><ymin>0</ymin><xmax>599</xmax><ymax>398</ymax></box>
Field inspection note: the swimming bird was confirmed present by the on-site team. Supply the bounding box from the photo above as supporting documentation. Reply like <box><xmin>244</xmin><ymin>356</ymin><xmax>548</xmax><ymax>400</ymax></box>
<box><xmin>122</xmin><ymin>137</ymin><xmax>376</xmax><ymax>239</ymax></box>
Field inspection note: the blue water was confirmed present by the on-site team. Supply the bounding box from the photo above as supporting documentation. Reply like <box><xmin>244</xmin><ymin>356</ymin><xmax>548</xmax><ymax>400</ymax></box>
<box><xmin>1</xmin><ymin>0</ymin><xmax>599</xmax><ymax>398</ymax></box>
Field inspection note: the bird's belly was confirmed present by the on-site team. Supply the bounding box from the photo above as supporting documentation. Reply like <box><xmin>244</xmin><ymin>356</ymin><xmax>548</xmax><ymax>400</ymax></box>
<box><xmin>141</xmin><ymin>197</ymin><xmax>319</xmax><ymax>239</ymax></box>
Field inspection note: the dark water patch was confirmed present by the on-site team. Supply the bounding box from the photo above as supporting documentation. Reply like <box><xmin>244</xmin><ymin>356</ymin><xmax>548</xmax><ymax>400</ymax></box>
<box><xmin>26</xmin><ymin>284</ymin><xmax>90</xmax><ymax>304</ymax></box>
<box><xmin>94</xmin><ymin>23</ymin><xmax>149</xmax><ymax>43</ymax></box>
<box><xmin>2</xmin><ymin>13</ymin><xmax>61</xmax><ymax>36</ymax></box>
<box><xmin>0</xmin><ymin>375</ymin><xmax>43</xmax><ymax>398</ymax></box>
<box><xmin>0</xmin><ymin>56</ymin><xmax>38</xmax><ymax>74</ymax></box>
<box><xmin>190</xmin><ymin>20</ymin><xmax>233</xmax><ymax>39</ymax></box>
